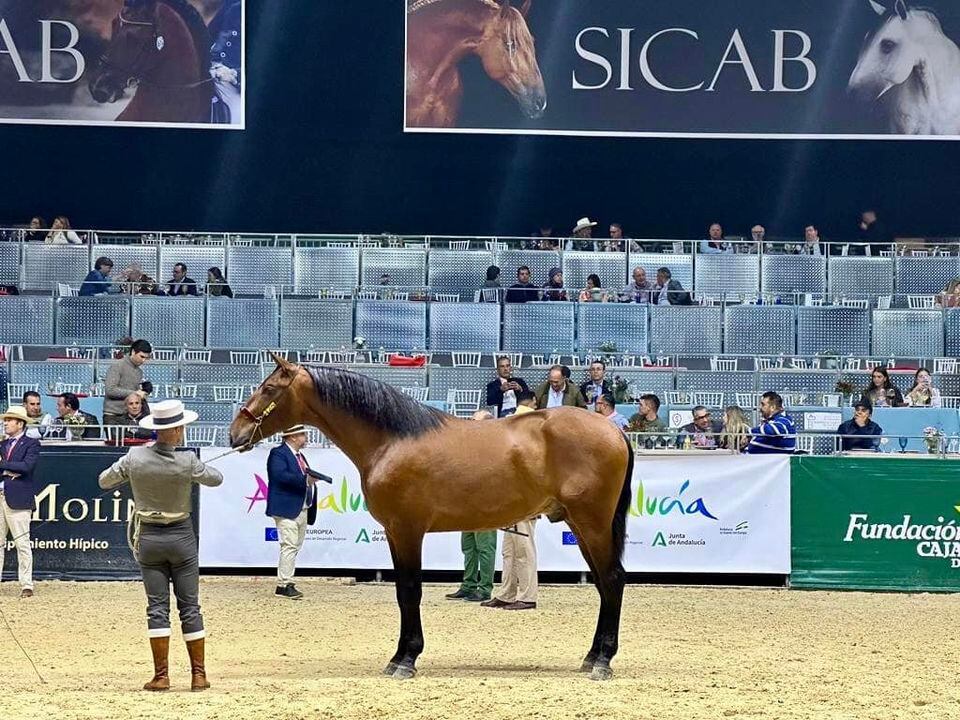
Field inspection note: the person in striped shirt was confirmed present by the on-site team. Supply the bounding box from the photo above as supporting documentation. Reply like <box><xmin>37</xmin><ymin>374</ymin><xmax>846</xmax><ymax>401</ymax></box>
<box><xmin>745</xmin><ymin>392</ymin><xmax>797</xmax><ymax>454</ymax></box>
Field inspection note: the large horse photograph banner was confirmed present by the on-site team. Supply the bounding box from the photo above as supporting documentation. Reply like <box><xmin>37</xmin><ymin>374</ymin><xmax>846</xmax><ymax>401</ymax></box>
<box><xmin>198</xmin><ymin>448</ymin><xmax>790</xmax><ymax>574</ymax></box>
<box><xmin>405</xmin><ymin>0</ymin><xmax>960</xmax><ymax>139</ymax></box>
<box><xmin>0</xmin><ymin>0</ymin><xmax>243</xmax><ymax>129</ymax></box>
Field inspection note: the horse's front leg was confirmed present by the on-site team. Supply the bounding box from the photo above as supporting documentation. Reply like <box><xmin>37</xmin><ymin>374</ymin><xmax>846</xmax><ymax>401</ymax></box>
<box><xmin>385</xmin><ymin>530</ymin><xmax>425</xmax><ymax>680</ymax></box>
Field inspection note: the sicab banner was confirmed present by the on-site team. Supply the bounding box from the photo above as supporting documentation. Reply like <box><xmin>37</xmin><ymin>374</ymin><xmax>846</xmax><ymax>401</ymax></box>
<box><xmin>405</xmin><ymin>0</ymin><xmax>960</xmax><ymax>139</ymax></box>
<box><xmin>791</xmin><ymin>456</ymin><xmax>960</xmax><ymax>592</ymax></box>
<box><xmin>0</xmin><ymin>0</ymin><xmax>243</xmax><ymax>128</ymax></box>
<box><xmin>199</xmin><ymin>448</ymin><xmax>790</xmax><ymax>575</ymax></box>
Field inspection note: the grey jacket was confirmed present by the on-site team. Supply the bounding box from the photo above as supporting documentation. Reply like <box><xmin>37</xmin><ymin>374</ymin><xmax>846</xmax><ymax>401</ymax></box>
<box><xmin>98</xmin><ymin>443</ymin><xmax>223</xmax><ymax>519</ymax></box>
<box><xmin>104</xmin><ymin>356</ymin><xmax>144</xmax><ymax>416</ymax></box>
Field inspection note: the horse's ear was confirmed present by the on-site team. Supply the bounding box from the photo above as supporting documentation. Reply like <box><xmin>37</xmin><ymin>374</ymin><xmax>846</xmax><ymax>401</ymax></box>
<box><xmin>520</xmin><ymin>0</ymin><xmax>531</xmax><ymax>18</ymax></box>
<box><xmin>868</xmin><ymin>0</ymin><xmax>887</xmax><ymax>15</ymax></box>
<box><xmin>499</xmin><ymin>0</ymin><xmax>512</xmax><ymax>17</ymax></box>
<box><xmin>894</xmin><ymin>0</ymin><xmax>908</xmax><ymax>20</ymax></box>
<box><xmin>270</xmin><ymin>351</ymin><xmax>292</xmax><ymax>372</ymax></box>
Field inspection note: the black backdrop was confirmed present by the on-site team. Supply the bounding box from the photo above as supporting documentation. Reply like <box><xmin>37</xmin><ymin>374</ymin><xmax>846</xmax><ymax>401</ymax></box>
<box><xmin>1</xmin><ymin>0</ymin><xmax>959</xmax><ymax>240</ymax></box>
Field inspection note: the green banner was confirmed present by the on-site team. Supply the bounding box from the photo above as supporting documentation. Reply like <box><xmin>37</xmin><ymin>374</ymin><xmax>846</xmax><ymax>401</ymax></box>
<box><xmin>791</xmin><ymin>456</ymin><xmax>960</xmax><ymax>592</ymax></box>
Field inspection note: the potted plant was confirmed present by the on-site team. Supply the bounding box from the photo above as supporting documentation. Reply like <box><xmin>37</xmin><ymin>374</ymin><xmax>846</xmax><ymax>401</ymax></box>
<box><xmin>923</xmin><ymin>426</ymin><xmax>944</xmax><ymax>455</ymax></box>
<box><xmin>835</xmin><ymin>380</ymin><xmax>856</xmax><ymax>405</ymax></box>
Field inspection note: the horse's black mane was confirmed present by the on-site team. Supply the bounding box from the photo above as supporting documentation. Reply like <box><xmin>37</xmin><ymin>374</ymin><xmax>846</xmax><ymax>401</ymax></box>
<box><xmin>305</xmin><ymin>366</ymin><xmax>447</xmax><ymax>438</ymax></box>
<box><xmin>155</xmin><ymin>0</ymin><xmax>211</xmax><ymax>76</ymax></box>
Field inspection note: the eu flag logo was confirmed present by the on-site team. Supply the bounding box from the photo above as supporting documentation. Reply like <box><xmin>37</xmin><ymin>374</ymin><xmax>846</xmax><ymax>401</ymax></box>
<box><xmin>264</xmin><ymin>527</ymin><xmax>279</xmax><ymax>542</ymax></box>
<box><xmin>562</xmin><ymin>531</ymin><xmax>578</xmax><ymax>546</ymax></box>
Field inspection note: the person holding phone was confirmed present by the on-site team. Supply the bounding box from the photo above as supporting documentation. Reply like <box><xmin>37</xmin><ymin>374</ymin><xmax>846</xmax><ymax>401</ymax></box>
<box><xmin>485</xmin><ymin>356</ymin><xmax>529</xmax><ymax>417</ymax></box>
<box><xmin>905</xmin><ymin>368</ymin><xmax>942</xmax><ymax>408</ymax></box>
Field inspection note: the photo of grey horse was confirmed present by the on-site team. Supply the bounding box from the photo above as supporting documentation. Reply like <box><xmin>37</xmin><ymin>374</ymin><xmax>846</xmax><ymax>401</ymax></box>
<box><xmin>849</xmin><ymin>0</ymin><xmax>960</xmax><ymax>135</ymax></box>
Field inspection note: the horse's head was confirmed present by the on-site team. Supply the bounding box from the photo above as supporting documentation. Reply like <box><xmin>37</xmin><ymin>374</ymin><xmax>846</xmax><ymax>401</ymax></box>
<box><xmin>477</xmin><ymin>0</ymin><xmax>546</xmax><ymax>119</ymax></box>
<box><xmin>849</xmin><ymin>0</ymin><xmax>936</xmax><ymax>100</ymax></box>
<box><xmin>229</xmin><ymin>353</ymin><xmax>308</xmax><ymax>451</ymax></box>
<box><xmin>89</xmin><ymin>0</ymin><xmax>165</xmax><ymax>103</ymax></box>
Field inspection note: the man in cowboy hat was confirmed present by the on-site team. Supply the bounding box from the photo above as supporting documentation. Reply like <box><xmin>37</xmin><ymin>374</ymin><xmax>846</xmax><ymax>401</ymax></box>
<box><xmin>0</xmin><ymin>406</ymin><xmax>41</xmax><ymax>598</ymax></box>
<box><xmin>267</xmin><ymin>425</ymin><xmax>331</xmax><ymax>600</ymax></box>
<box><xmin>98</xmin><ymin>400</ymin><xmax>223</xmax><ymax>692</ymax></box>
<box><xmin>568</xmin><ymin>217</ymin><xmax>598</xmax><ymax>251</ymax></box>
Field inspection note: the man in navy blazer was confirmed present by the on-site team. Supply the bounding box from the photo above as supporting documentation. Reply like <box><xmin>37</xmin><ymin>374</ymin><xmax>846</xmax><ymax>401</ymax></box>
<box><xmin>267</xmin><ymin>426</ymin><xmax>330</xmax><ymax>600</ymax></box>
<box><xmin>0</xmin><ymin>406</ymin><xmax>42</xmax><ymax>598</ymax></box>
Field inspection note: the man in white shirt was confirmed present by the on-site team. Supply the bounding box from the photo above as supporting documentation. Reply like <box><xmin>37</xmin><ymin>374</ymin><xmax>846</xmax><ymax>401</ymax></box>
<box><xmin>22</xmin><ymin>391</ymin><xmax>53</xmax><ymax>440</ymax></box>
<box><xmin>535</xmin><ymin>366</ymin><xmax>588</xmax><ymax>410</ymax></box>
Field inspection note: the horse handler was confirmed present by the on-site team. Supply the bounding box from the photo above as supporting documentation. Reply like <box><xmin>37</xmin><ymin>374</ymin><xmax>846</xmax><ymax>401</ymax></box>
<box><xmin>99</xmin><ymin>400</ymin><xmax>223</xmax><ymax>692</ymax></box>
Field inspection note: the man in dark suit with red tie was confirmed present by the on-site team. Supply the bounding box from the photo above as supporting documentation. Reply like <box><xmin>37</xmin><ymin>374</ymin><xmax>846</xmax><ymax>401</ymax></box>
<box><xmin>266</xmin><ymin>425</ymin><xmax>331</xmax><ymax>600</ymax></box>
<box><xmin>0</xmin><ymin>406</ymin><xmax>41</xmax><ymax>598</ymax></box>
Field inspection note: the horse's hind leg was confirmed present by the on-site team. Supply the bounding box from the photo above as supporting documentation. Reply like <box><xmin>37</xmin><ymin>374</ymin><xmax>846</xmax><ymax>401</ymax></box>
<box><xmin>384</xmin><ymin>529</ymin><xmax>425</xmax><ymax>680</ymax></box>
<box><xmin>566</xmin><ymin>519</ymin><xmax>606</xmax><ymax>672</ymax></box>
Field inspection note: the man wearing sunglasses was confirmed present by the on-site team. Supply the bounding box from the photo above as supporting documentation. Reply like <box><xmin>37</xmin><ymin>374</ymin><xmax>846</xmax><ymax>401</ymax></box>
<box><xmin>677</xmin><ymin>405</ymin><xmax>723</xmax><ymax>449</ymax></box>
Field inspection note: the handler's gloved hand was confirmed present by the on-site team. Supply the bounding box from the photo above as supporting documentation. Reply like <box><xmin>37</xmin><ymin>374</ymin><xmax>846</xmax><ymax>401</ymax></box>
<box><xmin>140</xmin><ymin>381</ymin><xmax>154</xmax><ymax>395</ymax></box>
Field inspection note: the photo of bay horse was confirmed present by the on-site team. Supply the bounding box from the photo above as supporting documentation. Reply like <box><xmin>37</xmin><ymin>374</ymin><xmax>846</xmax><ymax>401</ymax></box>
<box><xmin>406</xmin><ymin>0</ymin><xmax>547</xmax><ymax>128</ymax></box>
<box><xmin>849</xmin><ymin>0</ymin><xmax>960</xmax><ymax>134</ymax></box>
<box><xmin>229</xmin><ymin>356</ymin><xmax>632</xmax><ymax>681</ymax></box>
<box><xmin>89</xmin><ymin>0</ymin><xmax>214</xmax><ymax>124</ymax></box>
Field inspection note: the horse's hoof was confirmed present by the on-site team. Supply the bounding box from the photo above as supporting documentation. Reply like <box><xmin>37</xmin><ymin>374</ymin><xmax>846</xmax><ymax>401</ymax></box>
<box><xmin>391</xmin><ymin>665</ymin><xmax>417</xmax><ymax>681</ymax></box>
<box><xmin>590</xmin><ymin>665</ymin><xmax>613</xmax><ymax>682</ymax></box>
<box><xmin>579</xmin><ymin>658</ymin><xmax>596</xmax><ymax>673</ymax></box>
<box><xmin>383</xmin><ymin>662</ymin><xmax>398</xmax><ymax>676</ymax></box>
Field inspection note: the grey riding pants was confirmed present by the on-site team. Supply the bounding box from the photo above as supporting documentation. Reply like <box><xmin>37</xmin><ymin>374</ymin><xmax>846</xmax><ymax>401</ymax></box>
<box><xmin>138</xmin><ymin>519</ymin><xmax>205</xmax><ymax>639</ymax></box>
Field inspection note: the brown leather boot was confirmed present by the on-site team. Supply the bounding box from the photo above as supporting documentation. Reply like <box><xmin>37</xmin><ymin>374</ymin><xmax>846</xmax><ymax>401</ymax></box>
<box><xmin>186</xmin><ymin>638</ymin><xmax>210</xmax><ymax>691</ymax></box>
<box><xmin>143</xmin><ymin>637</ymin><xmax>170</xmax><ymax>691</ymax></box>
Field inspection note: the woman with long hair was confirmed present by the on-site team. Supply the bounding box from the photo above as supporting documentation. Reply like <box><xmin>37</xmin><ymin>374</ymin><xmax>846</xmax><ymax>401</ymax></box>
<box><xmin>904</xmin><ymin>368</ymin><xmax>942</xmax><ymax>408</ymax></box>
<box><xmin>542</xmin><ymin>267</ymin><xmax>567</xmax><ymax>301</ymax></box>
<box><xmin>861</xmin><ymin>367</ymin><xmax>904</xmax><ymax>408</ymax></box>
<box><xmin>206</xmin><ymin>267</ymin><xmax>233</xmax><ymax>298</ymax></box>
<box><xmin>578</xmin><ymin>273</ymin><xmax>606</xmax><ymax>303</ymax></box>
<box><xmin>45</xmin><ymin>216</ymin><xmax>82</xmax><ymax>245</ymax></box>
<box><xmin>719</xmin><ymin>405</ymin><xmax>752</xmax><ymax>452</ymax></box>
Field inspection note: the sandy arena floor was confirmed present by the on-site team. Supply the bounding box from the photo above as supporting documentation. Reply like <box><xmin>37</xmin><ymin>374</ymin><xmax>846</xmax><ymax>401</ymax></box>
<box><xmin>0</xmin><ymin>578</ymin><xmax>957</xmax><ymax>720</ymax></box>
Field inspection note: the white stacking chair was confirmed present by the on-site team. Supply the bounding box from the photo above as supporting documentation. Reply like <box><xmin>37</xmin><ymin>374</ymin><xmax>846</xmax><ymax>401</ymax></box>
<box><xmin>400</xmin><ymin>386</ymin><xmax>429</xmax><ymax>402</ymax></box>
<box><xmin>6</xmin><ymin>384</ymin><xmax>38</xmax><ymax>402</ymax></box>
<box><xmin>263</xmin><ymin>286</ymin><xmax>277</xmax><ymax>299</ymax></box>
<box><xmin>213</xmin><ymin>385</ymin><xmax>244</xmax><ymax>403</ymax></box>
<box><xmin>491</xmin><ymin>352</ymin><xmax>522</xmax><ymax>369</ymax></box>
<box><xmin>691</xmin><ymin>392</ymin><xmax>724</xmax><ymax>408</ymax></box>
<box><xmin>838</xmin><ymin>298</ymin><xmax>868</xmax><ymax>309</ymax></box>
<box><xmin>822</xmin><ymin>393</ymin><xmax>842</xmax><ymax>408</ymax></box>
<box><xmin>89</xmin><ymin>382</ymin><xmax>105</xmax><ymax>397</ymax></box>
<box><xmin>795</xmin><ymin>435</ymin><xmax>814</xmax><ymax>454</ymax></box>
<box><xmin>735</xmin><ymin>392</ymin><xmax>761</xmax><ymax>408</ymax></box>
<box><xmin>261</xmin><ymin>349</ymin><xmax>291</xmax><ymax>363</ymax></box>
<box><xmin>907</xmin><ymin>295</ymin><xmax>936</xmax><ymax>309</ymax></box>
<box><xmin>876</xmin><ymin>295</ymin><xmax>892</xmax><ymax>309</ymax></box>
<box><xmin>933</xmin><ymin>358</ymin><xmax>958</xmax><ymax>375</ymax></box>
<box><xmin>326</xmin><ymin>241</ymin><xmax>353</xmax><ymax>248</ymax></box>
<box><xmin>446</xmin><ymin>389</ymin><xmax>482</xmax><ymax>417</ymax></box>
<box><xmin>447</xmin><ymin>241</ymin><xmax>470</xmax><ymax>251</ymax></box>
<box><xmin>864</xmin><ymin>359</ymin><xmax>882</xmax><ymax>371</ymax></box>
<box><xmin>452</xmin><ymin>352</ymin><xmax>482</xmax><ymax>368</ymax></box>
<box><xmin>151</xmin><ymin>348</ymin><xmax>178</xmax><ymax>361</ymax></box>
<box><xmin>103</xmin><ymin>425</ymin><xmax>127</xmax><ymax>445</ymax></box>
<box><xmin>878</xmin><ymin>250</ymin><xmax>894</xmax><ymax>257</ymax></box>
<box><xmin>910</xmin><ymin>249</ymin><xmax>930</xmax><ymax>257</ymax></box>
<box><xmin>303</xmin><ymin>350</ymin><xmax>326</xmax><ymax>363</ymax></box>
<box><xmin>230</xmin><ymin>351</ymin><xmax>259</xmax><ymax>365</ymax></box>
<box><xmin>178</xmin><ymin>384</ymin><xmax>199</xmax><ymax>399</ymax></box>
<box><xmin>393</xmin><ymin>292</ymin><xmax>410</xmax><ymax>301</ymax></box>
<box><xmin>357</xmin><ymin>290</ymin><xmax>378</xmax><ymax>300</ymax></box>
<box><xmin>57</xmin><ymin>283</ymin><xmax>77</xmax><ymax>297</ymax></box>
<box><xmin>665</xmin><ymin>391</ymin><xmax>688</xmax><ymax>406</ymax></box>
<box><xmin>790</xmin><ymin>358</ymin><xmax>809</xmax><ymax>369</ymax></box>
<box><xmin>434</xmin><ymin>293</ymin><xmax>461</xmax><ymax>303</ymax></box>
<box><xmin>182</xmin><ymin>349</ymin><xmax>212</xmax><ymax>363</ymax></box>
<box><xmin>65</xmin><ymin>347</ymin><xmax>95</xmax><ymax>359</ymax></box>
<box><xmin>781</xmin><ymin>392</ymin><xmax>806</xmax><ymax>408</ymax></box>
<box><xmin>941</xmin><ymin>396</ymin><xmax>960</xmax><ymax>409</ymax></box>
<box><xmin>328</xmin><ymin>350</ymin><xmax>357</xmax><ymax>364</ymax></box>
<box><xmin>185</xmin><ymin>425</ymin><xmax>218</xmax><ymax>447</ymax></box>
<box><xmin>710</xmin><ymin>357</ymin><xmax>739</xmax><ymax>372</ymax></box>
<box><xmin>843</xmin><ymin>358</ymin><xmax>862</xmax><ymax>370</ymax></box>
<box><xmin>52</xmin><ymin>382</ymin><xmax>82</xmax><ymax>395</ymax></box>
<box><xmin>485</xmin><ymin>241</ymin><xmax>507</xmax><ymax>252</ymax></box>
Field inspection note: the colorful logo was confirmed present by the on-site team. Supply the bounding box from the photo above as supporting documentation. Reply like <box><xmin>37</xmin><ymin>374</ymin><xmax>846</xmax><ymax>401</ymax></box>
<box><xmin>245</xmin><ymin>474</ymin><xmax>269</xmax><ymax>513</ymax></box>
<box><xmin>264</xmin><ymin>527</ymin><xmax>278</xmax><ymax>542</ymax></box>
<box><xmin>318</xmin><ymin>478</ymin><xmax>368</xmax><ymax>514</ymax></box>
<box><xmin>652</xmin><ymin>531</ymin><xmax>667</xmax><ymax>547</ymax></box>
<box><xmin>355</xmin><ymin>528</ymin><xmax>370</xmax><ymax>544</ymax></box>
<box><xmin>562</xmin><ymin>531</ymin><xmax>578</xmax><ymax>545</ymax></box>
<box><xmin>630</xmin><ymin>480</ymin><xmax>718</xmax><ymax>521</ymax></box>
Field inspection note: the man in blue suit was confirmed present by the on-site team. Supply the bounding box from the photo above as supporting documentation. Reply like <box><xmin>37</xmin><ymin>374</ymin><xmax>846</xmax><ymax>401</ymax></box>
<box><xmin>0</xmin><ymin>406</ymin><xmax>42</xmax><ymax>598</ymax></box>
<box><xmin>266</xmin><ymin>426</ymin><xmax>330</xmax><ymax>600</ymax></box>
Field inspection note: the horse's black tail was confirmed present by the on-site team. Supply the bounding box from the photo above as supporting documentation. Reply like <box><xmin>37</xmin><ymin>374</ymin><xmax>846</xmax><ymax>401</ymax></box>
<box><xmin>611</xmin><ymin>434</ymin><xmax>634</xmax><ymax>563</ymax></box>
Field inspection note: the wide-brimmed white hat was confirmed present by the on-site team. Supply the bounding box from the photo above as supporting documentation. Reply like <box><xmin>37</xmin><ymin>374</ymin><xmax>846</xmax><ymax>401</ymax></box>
<box><xmin>572</xmin><ymin>217</ymin><xmax>598</xmax><ymax>233</ymax></box>
<box><xmin>1</xmin><ymin>405</ymin><xmax>29</xmax><ymax>424</ymax></box>
<box><xmin>281</xmin><ymin>425</ymin><xmax>308</xmax><ymax>437</ymax></box>
<box><xmin>139</xmin><ymin>399</ymin><xmax>198</xmax><ymax>430</ymax></box>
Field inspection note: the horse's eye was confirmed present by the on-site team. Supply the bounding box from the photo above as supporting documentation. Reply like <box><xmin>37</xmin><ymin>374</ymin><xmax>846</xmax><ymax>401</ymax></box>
<box><xmin>880</xmin><ymin>39</ymin><xmax>897</xmax><ymax>54</ymax></box>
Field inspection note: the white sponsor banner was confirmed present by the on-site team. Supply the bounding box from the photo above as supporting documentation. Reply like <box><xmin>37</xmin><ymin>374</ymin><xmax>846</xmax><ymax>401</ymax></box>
<box><xmin>199</xmin><ymin>449</ymin><xmax>790</xmax><ymax>574</ymax></box>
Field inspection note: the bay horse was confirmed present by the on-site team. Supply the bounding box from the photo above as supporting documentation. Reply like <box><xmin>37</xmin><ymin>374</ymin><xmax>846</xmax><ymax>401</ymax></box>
<box><xmin>89</xmin><ymin>0</ymin><xmax>213</xmax><ymax>124</ymax></box>
<box><xmin>406</xmin><ymin>0</ymin><xmax>547</xmax><ymax>128</ymax></box>
<box><xmin>229</xmin><ymin>356</ymin><xmax>633</xmax><ymax>681</ymax></box>
<box><xmin>849</xmin><ymin>0</ymin><xmax>960</xmax><ymax>134</ymax></box>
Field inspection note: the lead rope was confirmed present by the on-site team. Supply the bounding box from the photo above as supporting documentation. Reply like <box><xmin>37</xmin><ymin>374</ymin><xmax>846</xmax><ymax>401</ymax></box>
<box><xmin>0</xmin><ymin>603</ymin><xmax>46</xmax><ymax>683</ymax></box>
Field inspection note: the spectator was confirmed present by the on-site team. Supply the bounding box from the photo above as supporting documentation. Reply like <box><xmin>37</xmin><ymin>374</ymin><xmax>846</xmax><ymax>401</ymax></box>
<box><xmin>119</xmin><ymin>263</ymin><xmax>161</xmax><ymax>295</ymax></box>
<box><xmin>166</xmin><ymin>263</ymin><xmax>198</xmax><ymax>296</ymax></box>
<box><xmin>602</xmin><ymin>223</ymin><xmax>624</xmax><ymax>252</ymax></box>
<box><xmin>699</xmin><ymin>223</ymin><xmax>732</xmax><ymax>255</ymax></box>
<box><xmin>719</xmin><ymin>406</ymin><xmax>752</xmax><ymax>452</ymax></box>
<box><xmin>447</xmin><ymin>409</ymin><xmax>498</xmax><ymax>602</ymax></box>
<box><xmin>678</xmin><ymin>405</ymin><xmax>724</xmax><ymax>449</ymax></box>
<box><xmin>836</xmin><ymin>400</ymin><xmax>883</xmax><ymax>451</ymax></box>
<box><xmin>504</xmin><ymin>266</ymin><xmax>539</xmax><ymax>303</ymax></box>
<box><xmin>620</xmin><ymin>267</ymin><xmax>652</xmax><ymax>304</ymax></box>
<box><xmin>478</xmin><ymin>265</ymin><xmax>502</xmax><ymax>303</ymax></box>
<box><xmin>535</xmin><ymin>366</ymin><xmax>587</xmax><ymax>409</ymax></box>
<box><xmin>542</xmin><ymin>268</ymin><xmax>567</xmax><ymax>301</ymax></box>
<box><xmin>748</xmin><ymin>225</ymin><xmax>765</xmax><ymax>254</ymax></box>
<box><xmin>627</xmin><ymin>394</ymin><xmax>668</xmax><ymax>446</ymax></box>
<box><xmin>580</xmin><ymin>360</ymin><xmax>612</xmax><ymax>408</ymax></box>
<box><xmin>514</xmin><ymin>390</ymin><xmax>538</xmax><ymax>414</ymax></box>
<box><xmin>527</xmin><ymin>225</ymin><xmax>557</xmax><ymax>251</ymax></box>
<box><xmin>904</xmin><ymin>368</ymin><xmax>942</xmax><ymax>408</ymax></box>
<box><xmin>79</xmin><ymin>256</ymin><xmax>121</xmax><ymax>296</ymax></box>
<box><xmin>567</xmin><ymin>217</ymin><xmax>597</xmax><ymax>251</ymax></box>
<box><xmin>25</xmin><ymin>216</ymin><xmax>46</xmax><ymax>243</ymax></box>
<box><xmin>861</xmin><ymin>367</ymin><xmax>904</xmax><ymax>408</ymax></box>
<box><xmin>207</xmin><ymin>267</ymin><xmax>234</xmax><ymax>298</ymax></box>
<box><xmin>937</xmin><ymin>278</ymin><xmax>960</xmax><ymax>308</ymax></box>
<box><xmin>654</xmin><ymin>267</ymin><xmax>692</xmax><ymax>305</ymax></box>
<box><xmin>22</xmin><ymin>390</ymin><xmax>53</xmax><ymax>440</ymax></box>
<box><xmin>44</xmin><ymin>216</ymin><xmax>82</xmax><ymax>245</ymax></box>
<box><xmin>578</xmin><ymin>273</ymin><xmax>607</xmax><ymax>303</ymax></box>
<box><xmin>855</xmin><ymin>209</ymin><xmax>890</xmax><ymax>255</ymax></box>
<box><xmin>797</xmin><ymin>225</ymin><xmax>824</xmax><ymax>256</ymax></box>
<box><xmin>117</xmin><ymin>392</ymin><xmax>153</xmax><ymax>440</ymax></box>
<box><xmin>595</xmin><ymin>393</ymin><xmax>628</xmax><ymax>430</ymax></box>
<box><xmin>103</xmin><ymin>338</ymin><xmax>152</xmax><ymax>427</ymax></box>
<box><xmin>485</xmin><ymin>356</ymin><xmax>530</xmax><ymax>417</ymax></box>
<box><xmin>745</xmin><ymin>392</ymin><xmax>797</xmax><ymax>454</ymax></box>
<box><xmin>51</xmin><ymin>393</ymin><xmax>100</xmax><ymax>439</ymax></box>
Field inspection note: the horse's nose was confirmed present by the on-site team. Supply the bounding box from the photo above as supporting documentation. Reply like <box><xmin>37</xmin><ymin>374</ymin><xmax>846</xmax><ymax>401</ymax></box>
<box><xmin>523</xmin><ymin>90</ymin><xmax>547</xmax><ymax>119</ymax></box>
